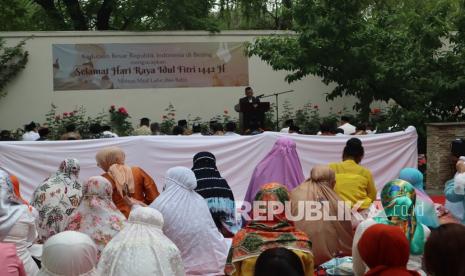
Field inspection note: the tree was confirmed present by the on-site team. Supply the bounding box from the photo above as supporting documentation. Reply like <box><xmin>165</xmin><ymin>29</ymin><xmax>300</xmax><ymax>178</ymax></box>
<box><xmin>247</xmin><ymin>0</ymin><xmax>460</xmax><ymax>120</ymax></box>
<box><xmin>29</xmin><ymin>0</ymin><xmax>217</xmax><ymax>30</ymax></box>
<box><xmin>214</xmin><ymin>0</ymin><xmax>294</xmax><ymax>30</ymax></box>
<box><xmin>0</xmin><ymin>39</ymin><xmax>29</xmax><ymax>98</ymax></box>
<box><xmin>0</xmin><ymin>0</ymin><xmax>52</xmax><ymax>31</ymax></box>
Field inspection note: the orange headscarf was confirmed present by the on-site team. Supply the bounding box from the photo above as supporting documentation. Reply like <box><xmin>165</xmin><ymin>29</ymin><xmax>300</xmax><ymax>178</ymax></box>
<box><xmin>9</xmin><ymin>175</ymin><xmax>32</xmax><ymax>211</ymax></box>
<box><xmin>358</xmin><ymin>224</ymin><xmax>420</xmax><ymax>276</ymax></box>
<box><xmin>96</xmin><ymin>147</ymin><xmax>135</xmax><ymax>197</ymax></box>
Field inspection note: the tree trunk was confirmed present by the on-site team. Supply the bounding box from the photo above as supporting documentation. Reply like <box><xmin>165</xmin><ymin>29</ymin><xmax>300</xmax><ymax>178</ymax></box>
<box><xmin>97</xmin><ymin>0</ymin><xmax>116</xmax><ymax>30</ymax></box>
<box><xmin>281</xmin><ymin>0</ymin><xmax>292</xmax><ymax>29</ymax></box>
<box><xmin>62</xmin><ymin>0</ymin><xmax>88</xmax><ymax>30</ymax></box>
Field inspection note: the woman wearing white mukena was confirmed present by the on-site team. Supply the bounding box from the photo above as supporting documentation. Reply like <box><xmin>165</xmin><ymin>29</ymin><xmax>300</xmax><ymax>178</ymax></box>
<box><xmin>0</xmin><ymin>172</ymin><xmax>40</xmax><ymax>276</ymax></box>
<box><xmin>150</xmin><ymin>166</ymin><xmax>229</xmax><ymax>276</ymax></box>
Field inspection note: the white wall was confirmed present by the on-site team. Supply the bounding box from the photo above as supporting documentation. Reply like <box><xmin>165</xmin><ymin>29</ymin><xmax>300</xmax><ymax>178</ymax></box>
<box><xmin>0</xmin><ymin>31</ymin><xmax>356</xmax><ymax>130</ymax></box>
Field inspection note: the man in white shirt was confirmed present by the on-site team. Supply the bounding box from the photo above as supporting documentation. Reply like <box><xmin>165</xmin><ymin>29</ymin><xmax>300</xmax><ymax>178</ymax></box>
<box><xmin>22</xmin><ymin>121</ymin><xmax>40</xmax><ymax>141</ymax></box>
<box><xmin>279</xmin><ymin>119</ymin><xmax>294</xmax><ymax>133</ymax></box>
<box><xmin>133</xmin><ymin>118</ymin><xmax>152</xmax><ymax>136</ymax></box>
<box><xmin>339</xmin><ymin>116</ymin><xmax>356</xmax><ymax>135</ymax></box>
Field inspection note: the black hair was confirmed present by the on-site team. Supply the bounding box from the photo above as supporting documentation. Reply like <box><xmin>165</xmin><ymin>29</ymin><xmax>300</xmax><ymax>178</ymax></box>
<box><xmin>254</xmin><ymin>247</ymin><xmax>305</xmax><ymax>276</ymax></box>
<box><xmin>0</xmin><ymin>130</ymin><xmax>13</xmax><ymax>141</ymax></box>
<box><xmin>212</xmin><ymin>123</ymin><xmax>224</xmax><ymax>132</ymax></box>
<box><xmin>356</xmin><ymin>124</ymin><xmax>367</xmax><ymax>132</ymax></box>
<box><xmin>284</xmin><ymin>119</ymin><xmax>294</xmax><ymax>127</ymax></box>
<box><xmin>289</xmin><ymin>124</ymin><xmax>301</xmax><ymax>134</ymax></box>
<box><xmin>192</xmin><ymin>123</ymin><xmax>202</xmax><ymax>133</ymax></box>
<box><xmin>178</xmin><ymin>119</ymin><xmax>188</xmax><ymax>128</ymax></box>
<box><xmin>25</xmin><ymin>121</ymin><xmax>36</xmax><ymax>132</ymax></box>
<box><xmin>101</xmin><ymin>125</ymin><xmax>111</xmax><ymax>131</ymax></box>
<box><xmin>140</xmin><ymin>117</ymin><xmax>150</xmax><ymax>127</ymax></box>
<box><xmin>38</xmin><ymin>127</ymin><xmax>50</xmax><ymax>137</ymax></box>
<box><xmin>89</xmin><ymin>123</ymin><xmax>101</xmax><ymax>134</ymax></box>
<box><xmin>320</xmin><ymin>121</ymin><xmax>336</xmax><ymax>133</ymax></box>
<box><xmin>425</xmin><ymin>223</ymin><xmax>465</xmax><ymax>276</ymax></box>
<box><xmin>172</xmin><ymin>126</ymin><xmax>184</xmax><ymax>135</ymax></box>
<box><xmin>225</xmin><ymin>121</ymin><xmax>236</xmax><ymax>132</ymax></box>
<box><xmin>341</xmin><ymin>116</ymin><xmax>351</xmax><ymax>123</ymax></box>
<box><xmin>150</xmin><ymin>122</ymin><xmax>160</xmax><ymax>133</ymax></box>
<box><xmin>245</xmin><ymin>86</ymin><xmax>252</xmax><ymax>92</ymax></box>
<box><xmin>65</xmin><ymin>123</ymin><xmax>76</xmax><ymax>132</ymax></box>
<box><xmin>343</xmin><ymin>137</ymin><xmax>364</xmax><ymax>159</ymax></box>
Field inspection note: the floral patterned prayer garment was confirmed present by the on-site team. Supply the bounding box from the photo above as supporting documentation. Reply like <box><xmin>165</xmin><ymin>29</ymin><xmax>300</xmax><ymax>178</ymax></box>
<box><xmin>66</xmin><ymin>176</ymin><xmax>126</xmax><ymax>257</ymax></box>
<box><xmin>31</xmin><ymin>158</ymin><xmax>83</xmax><ymax>242</ymax></box>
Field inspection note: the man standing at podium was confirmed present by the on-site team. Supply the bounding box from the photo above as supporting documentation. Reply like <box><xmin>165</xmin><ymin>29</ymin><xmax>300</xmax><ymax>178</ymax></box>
<box><xmin>239</xmin><ymin>86</ymin><xmax>260</xmax><ymax>105</ymax></box>
<box><xmin>236</xmin><ymin>86</ymin><xmax>264</xmax><ymax>133</ymax></box>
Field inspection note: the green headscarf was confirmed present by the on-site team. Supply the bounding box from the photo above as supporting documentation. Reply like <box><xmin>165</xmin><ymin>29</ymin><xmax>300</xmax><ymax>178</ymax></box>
<box><xmin>374</xmin><ymin>179</ymin><xmax>425</xmax><ymax>255</ymax></box>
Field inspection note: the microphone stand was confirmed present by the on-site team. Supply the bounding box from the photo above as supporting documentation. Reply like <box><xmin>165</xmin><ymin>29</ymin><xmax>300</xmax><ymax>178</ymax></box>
<box><xmin>261</xmin><ymin>90</ymin><xmax>294</xmax><ymax>131</ymax></box>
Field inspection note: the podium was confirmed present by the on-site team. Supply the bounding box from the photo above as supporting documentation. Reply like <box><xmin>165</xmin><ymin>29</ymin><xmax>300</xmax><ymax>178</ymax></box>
<box><xmin>237</xmin><ymin>102</ymin><xmax>270</xmax><ymax>133</ymax></box>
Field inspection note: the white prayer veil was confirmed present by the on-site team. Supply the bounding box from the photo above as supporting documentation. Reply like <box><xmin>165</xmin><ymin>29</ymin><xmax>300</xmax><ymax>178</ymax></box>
<box><xmin>38</xmin><ymin>231</ymin><xmax>99</xmax><ymax>276</ymax></box>
<box><xmin>151</xmin><ymin>166</ymin><xmax>229</xmax><ymax>276</ymax></box>
<box><xmin>97</xmin><ymin>207</ymin><xmax>184</xmax><ymax>276</ymax></box>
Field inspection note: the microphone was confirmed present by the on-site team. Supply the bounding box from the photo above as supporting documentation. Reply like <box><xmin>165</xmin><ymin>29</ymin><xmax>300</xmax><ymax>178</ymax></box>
<box><xmin>256</xmin><ymin>94</ymin><xmax>265</xmax><ymax>98</ymax></box>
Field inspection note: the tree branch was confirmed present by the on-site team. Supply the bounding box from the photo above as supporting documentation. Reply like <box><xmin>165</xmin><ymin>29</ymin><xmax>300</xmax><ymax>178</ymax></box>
<box><xmin>33</xmin><ymin>0</ymin><xmax>67</xmax><ymax>29</ymax></box>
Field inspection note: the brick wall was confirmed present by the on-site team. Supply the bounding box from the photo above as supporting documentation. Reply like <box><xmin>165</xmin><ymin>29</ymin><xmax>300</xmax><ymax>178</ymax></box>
<box><xmin>426</xmin><ymin>122</ymin><xmax>465</xmax><ymax>190</ymax></box>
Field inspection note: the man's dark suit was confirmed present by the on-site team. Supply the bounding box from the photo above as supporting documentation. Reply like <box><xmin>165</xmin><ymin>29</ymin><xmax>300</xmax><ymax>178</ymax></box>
<box><xmin>239</xmin><ymin>96</ymin><xmax>260</xmax><ymax>106</ymax></box>
<box><xmin>238</xmin><ymin>96</ymin><xmax>262</xmax><ymax>132</ymax></box>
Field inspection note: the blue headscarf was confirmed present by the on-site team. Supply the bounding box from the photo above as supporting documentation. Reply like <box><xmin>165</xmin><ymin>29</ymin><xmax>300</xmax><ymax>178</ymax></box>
<box><xmin>399</xmin><ymin>168</ymin><xmax>439</xmax><ymax>228</ymax></box>
<box><xmin>399</xmin><ymin>168</ymin><xmax>424</xmax><ymax>191</ymax></box>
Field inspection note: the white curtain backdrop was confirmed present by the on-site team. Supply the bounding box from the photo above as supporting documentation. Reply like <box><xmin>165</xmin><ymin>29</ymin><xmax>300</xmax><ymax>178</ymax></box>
<box><xmin>0</xmin><ymin>127</ymin><xmax>418</xmax><ymax>201</ymax></box>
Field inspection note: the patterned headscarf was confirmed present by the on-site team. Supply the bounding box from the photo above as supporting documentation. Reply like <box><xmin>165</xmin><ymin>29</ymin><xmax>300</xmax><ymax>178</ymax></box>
<box><xmin>225</xmin><ymin>183</ymin><xmax>312</xmax><ymax>275</ymax></box>
<box><xmin>0</xmin><ymin>174</ymin><xmax>28</xmax><ymax>240</ymax></box>
<box><xmin>96</xmin><ymin>147</ymin><xmax>134</xmax><ymax>197</ymax></box>
<box><xmin>31</xmin><ymin>158</ymin><xmax>83</xmax><ymax>242</ymax></box>
<box><xmin>192</xmin><ymin>152</ymin><xmax>238</xmax><ymax>235</ymax></box>
<box><xmin>66</xmin><ymin>176</ymin><xmax>126</xmax><ymax>257</ymax></box>
<box><xmin>374</xmin><ymin>179</ymin><xmax>425</xmax><ymax>255</ymax></box>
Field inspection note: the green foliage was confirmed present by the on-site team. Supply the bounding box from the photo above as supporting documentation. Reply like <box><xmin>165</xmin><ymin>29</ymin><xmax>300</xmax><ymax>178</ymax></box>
<box><xmin>109</xmin><ymin>105</ymin><xmax>133</xmax><ymax>136</ymax></box>
<box><xmin>160</xmin><ymin>103</ymin><xmax>177</xmax><ymax>134</ymax></box>
<box><xmin>0</xmin><ymin>0</ymin><xmax>296</xmax><ymax>31</ymax></box>
<box><xmin>214</xmin><ymin>0</ymin><xmax>294</xmax><ymax>30</ymax></box>
<box><xmin>45</xmin><ymin>104</ymin><xmax>107</xmax><ymax>139</ymax></box>
<box><xmin>248</xmin><ymin>0</ymin><xmax>462</xmax><ymax>121</ymax></box>
<box><xmin>264</xmin><ymin>102</ymin><xmax>277</xmax><ymax>131</ymax></box>
<box><xmin>0</xmin><ymin>0</ymin><xmax>50</xmax><ymax>31</ymax></box>
<box><xmin>0</xmin><ymin>39</ymin><xmax>28</xmax><ymax>98</ymax></box>
<box><xmin>0</xmin><ymin>0</ymin><xmax>219</xmax><ymax>31</ymax></box>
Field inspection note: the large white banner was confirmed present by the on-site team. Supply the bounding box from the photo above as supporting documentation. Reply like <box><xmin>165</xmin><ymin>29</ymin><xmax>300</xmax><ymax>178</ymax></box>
<box><xmin>0</xmin><ymin>128</ymin><xmax>417</xmax><ymax>201</ymax></box>
<box><xmin>52</xmin><ymin>42</ymin><xmax>249</xmax><ymax>90</ymax></box>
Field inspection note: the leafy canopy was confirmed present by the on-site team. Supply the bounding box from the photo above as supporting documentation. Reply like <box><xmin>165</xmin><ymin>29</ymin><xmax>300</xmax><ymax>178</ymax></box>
<box><xmin>248</xmin><ymin>0</ymin><xmax>462</xmax><ymax>121</ymax></box>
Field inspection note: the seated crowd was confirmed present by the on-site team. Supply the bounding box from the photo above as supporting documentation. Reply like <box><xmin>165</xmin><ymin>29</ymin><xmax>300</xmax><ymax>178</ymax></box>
<box><xmin>0</xmin><ymin>114</ymin><xmax>379</xmax><ymax>141</ymax></box>
<box><xmin>1</xmin><ymin>136</ymin><xmax>465</xmax><ymax>276</ymax></box>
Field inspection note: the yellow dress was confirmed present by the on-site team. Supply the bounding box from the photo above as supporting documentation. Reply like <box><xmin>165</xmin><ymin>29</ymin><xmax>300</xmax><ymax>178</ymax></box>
<box><xmin>229</xmin><ymin>249</ymin><xmax>314</xmax><ymax>276</ymax></box>
<box><xmin>329</xmin><ymin>160</ymin><xmax>376</xmax><ymax>210</ymax></box>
